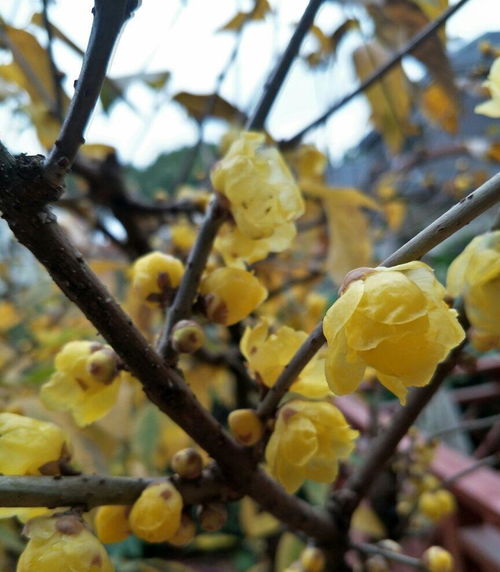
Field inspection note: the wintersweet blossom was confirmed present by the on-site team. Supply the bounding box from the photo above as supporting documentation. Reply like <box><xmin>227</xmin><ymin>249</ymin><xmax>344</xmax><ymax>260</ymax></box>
<box><xmin>130</xmin><ymin>251</ymin><xmax>184</xmax><ymax>306</ymax></box>
<box><xmin>17</xmin><ymin>515</ymin><xmax>113</xmax><ymax>572</ymax></box>
<box><xmin>211</xmin><ymin>131</ymin><xmax>304</xmax><ymax>262</ymax></box>
<box><xmin>40</xmin><ymin>341</ymin><xmax>121</xmax><ymax>426</ymax></box>
<box><xmin>475</xmin><ymin>57</ymin><xmax>500</xmax><ymax>118</ymax></box>
<box><xmin>0</xmin><ymin>413</ymin><xmax>70</xmax><ymax>475</ymax></box>
<box><xmin>241</xmin><ymin>320</ymin><xmax>330</xmax><ymax>398</ymax></box>
<box><xmin>447</xmin><ymin>231</ymin><xmax>500</xmax><ymax>350</ymax></box>
<box><xmin>266</xmin><ymin>399</ymin><xmax>358</xmax><ymax>493</ymax></box>
<box><xmin>323</xmin><ymin>262</ymin><xmax>465</xmax><ymax>404</ymax></box>
<box><xmin>200</xmin><ymin>267</ymin><xmax>267</xmax><ymax>325</ymax></box>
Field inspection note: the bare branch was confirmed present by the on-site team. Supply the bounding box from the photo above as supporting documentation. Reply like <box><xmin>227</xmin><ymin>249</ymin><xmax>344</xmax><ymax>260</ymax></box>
<box><xmin>44</xmin><ymin>0</ymin><xmax>138</xmax><ymax>186</ymax></box>
<box><xmin>41</xmin><ymin>0</ymin><xmax>65</xmax><ymax>121</ymax></box>
<box><xmin>280</xmin><ymin>0</ymin><xmax>471</xmax><ymax>149</ymax></box>
<box><xmin>247</xmin><ymin>0</ymin><xmax>324</xmax><ymax>130</ymax></box>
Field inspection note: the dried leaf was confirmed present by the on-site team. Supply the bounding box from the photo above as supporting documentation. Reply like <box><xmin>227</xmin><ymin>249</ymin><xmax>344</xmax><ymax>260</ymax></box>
<box><xmin>420</xmin><ymin>82</ymin><xmax>459</xmax><ymax>134</ymax></box>
<box><xmin>173</xmin><ymin>91</ymin><xmax>245</xmax><ymax>123</ymax></box>
<box><xmin>353</xmin><ymin>39</ymin><xmax>413</xmax><ymax>153</ymax></box>
<box><xmin>219</xmin><ymin>0</ymin><xmax>271</xmax><ymax>32</ymax></box>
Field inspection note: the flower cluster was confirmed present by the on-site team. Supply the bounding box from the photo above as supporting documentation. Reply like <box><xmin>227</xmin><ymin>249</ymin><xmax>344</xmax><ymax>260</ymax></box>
<box><xmin>447</xmin><ymin>231</ymin><xmax>500</xmax><ymax>350</ymax></box>
<box><xmin>323</xmin><ymin>262</ymin><xmax>465</xmax><ymax>404</ymax></box>
<box><xmin>40</xmin><ymin>341</ymin><xmax>121</xmax><ymax>426</ymax></box>
<box><xmin>475</xmin><ymin>56</ymin><xmax>500</xmax><ymax>117</ymax></box>
<box><xmin>266</xmin><ymin>399</ymin><xmax>358</xmax><ymax>493</ymax></box>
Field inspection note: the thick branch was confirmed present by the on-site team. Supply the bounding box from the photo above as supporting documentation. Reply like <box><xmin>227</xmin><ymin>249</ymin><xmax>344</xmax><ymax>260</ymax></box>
<box><xmin>255</xmin><ymin>173</ymin><xmax>500</xmax><ymax>419</ymax></box>
<box><xmin>44</xmin><ymin>0</ymin><xmax>137</xmax><ymax>185</ymax></box>
<box><xmin>280</xmin><ymin>0</ymin><xmax>471</xmax><ymax>149</ymax></box>
<box><xmin>0</xmin><ymin>470</ymin><xmax>232</xmax><ymax>509</ymax></box>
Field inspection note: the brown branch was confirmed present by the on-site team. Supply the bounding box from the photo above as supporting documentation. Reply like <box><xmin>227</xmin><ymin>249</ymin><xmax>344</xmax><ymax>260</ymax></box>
<box><xmin>41</xmin><ymin>0</ymin><xmax>65</xmax><ymax>122</ymax></box>
<box><xmin>279</xmin><ymin>0</ymin><xmax>471</xmax><ymax>149</ymax></box>
<box><xmin>254</xmin><ymin>173</ymin><xmax>500</xmax><ymax>421</ymax></box>
<box><xmin>0</xmin><ymin>470</ymin><xmax>232</xmax><ymax>509</ymax></box>
<box><xmin>44</xmin><ymin>0</ymin><xmax>138</xmax><ymax>186</ymax></box>
<box><xmin>0</xmin><ymin>152</ymin><xmax>337</xmax><ymax>543</ymax></box>
<box><xmin>351</xmin><ymin>542</ymin><xmax>424</xmax><ymax>569</ymax></box>
<box><xmin>247</xmin><ymin>0</ymin><xmax>324</xmax><ymax>130</ymax></box>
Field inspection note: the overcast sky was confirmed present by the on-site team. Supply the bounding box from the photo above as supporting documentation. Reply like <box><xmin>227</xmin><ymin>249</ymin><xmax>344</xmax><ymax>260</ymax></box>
<box><xmin>1</xmin><ymin>0</ymin><xmax>499</xmax><ymax>168</ymax></box>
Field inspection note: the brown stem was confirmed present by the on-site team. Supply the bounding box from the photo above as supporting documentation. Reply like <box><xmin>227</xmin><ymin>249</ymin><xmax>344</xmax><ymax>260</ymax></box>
<box><xmin>44</xmin><ymin>0</ymin><xmax>138</xmax><ymax>185</ymax></box>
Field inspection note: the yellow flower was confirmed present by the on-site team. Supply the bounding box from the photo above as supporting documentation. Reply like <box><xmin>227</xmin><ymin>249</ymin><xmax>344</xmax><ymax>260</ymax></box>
<box><xmin>265</xmin><ymin>399</ymin><xmax>358</xmax><ymax>493</ymax></box>
<box><xmin>0</xmin><ymin>413</ymin><xmax>70</xmax><ymax>475</ymax></box>
<box><xmin>17</xmin><ymin>515</ymin><xmax>113</xmax><ymax>572</ymax></box>
<box><xmin>130</xmin><ymin>251</ymin><xmax>184</xmax><ymax>306</ymax></box>
<box><xmin>94</xmin><ymin>505</ymin><xmax>131</xmax><ymax>544</ymax></box>
<box><xmin>241</xmin><ymin>320</ymin><xmax>330</xmax><ymax>398</ymax></box>
<box><xmin>475</xmin><ymin>56</ymin><xmax>500</xmax><ymax>117</ymax></box>
<box><xmin>40</xmin><ymin>341</ymin><xmax>121</xmax><ymax>427</ymax></box>
<box><xmin>422</xmin><ymin>546</ymin><xmax>454</xmax><ymax>572</ymax></box>
<box><xmin>323</xmin><ymin>262</ymin><xmax>465</xmax><ymax>404</ymax></box>
<box><xmin>447</xmin><ymin>231</ymin><xmax>500</xmax><ymax>349</ymax></box>
<box><xmin>215</xmin><ymin>222</ymin><xmax>296</xmax><ymax>268</ymax></box>
<box><xmin>129</xmin><ymin>481</ymin><xmax>183</xmax><ymax>543</ymax></box>
<box><xmin>200</xmin><ymin>267</ymin><xmax>267</xmax><ymax>325</ymax></box>
<box><xmin>211</xmin><ymin>131</ymin><xmax>304</xmax><ymax>252</ymax></box>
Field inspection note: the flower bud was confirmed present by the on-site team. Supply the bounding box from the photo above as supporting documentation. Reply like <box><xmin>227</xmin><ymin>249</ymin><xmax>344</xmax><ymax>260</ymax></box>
<box><xmin>168</xmin><ymin>513</ymin><xmax>196</xmax><ymax>546</ymax></box>
<box><xmin>197</xmin><ymin>502</ymin><xmax>228</xmax><ymax>532</ymax></box>
<box><xmin>422</xmin><ymin>546</ymin><xmax>454</xmax><ymax>572</ymax></box>
<box><xmin>377</xmin><ymin>539</ymin><xmax>402</xmax><ymax>553</ymax></box>
<box><xmin>129</xmin><ymin>481</ymin><xmax>183</xmax><ymax>543</ymax></box>
<box><xmin>365</xmin><ymin>555</ymin><xmax>390</xmax><ymax>572</ymax></box>
<box><xmin>94</xmin><ymin>505</ymin><xmax>130</xmax><ymax>544</ymax></box>
<box><xmin>171</xmin><ymin>448</ymin><xmax>203</xmax><ymax>480</ymax></box>
<box><xmin>17</xmin><ymin>514</ymin><xmax>113</xmax><ymax>572</ymax></box>
<box><xmin>87</xmin><ymin>348</ymin><xmax>119</xmax><ymax>384</ymax></box>
<box><xmin>300</xmin><ymin>546</ymin><xmax>325</xmax><ymax>572</ymax></box>
<box><xmin>418</xmin><ymin>490</ymin><xmax>455</xmax><ymax>521</ymax></box>
<box><xmin>228</xmin><ymin>409</ymin><xmax>264</xmax><ymax>446</ymax></box>
<box><xmin>171</xmin><ymin>320</ymin><xmax>205</xmax><ymax>354</ymax></box>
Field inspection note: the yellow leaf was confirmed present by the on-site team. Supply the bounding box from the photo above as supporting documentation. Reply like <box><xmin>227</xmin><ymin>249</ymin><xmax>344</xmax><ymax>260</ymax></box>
<box><xmin>173</xmin><ymin>91</ymin><xmax>245</xmax><ymax>123</ymax></box>
<box><xmin>218</xmin><ymin>0</ymin><xmax>271</xmax><ymax>32</ymax></box>
<box><xmin>302</xmin><ymin>184</ymin><xmax>381</xmax><ymax>284</ymax></box>
<box><xmin>239</xmin><ymin>497</ymin><xmax>280</xmax><ymax>538</ymax></box>
<box><xmin>351</xmin><ymin>502</ymin><xmax>387</xmax><ymax>538</ymax></box>
<box><xmin>487</xmin><ymin>142</ymin><xmax>500</xmax><ymax>163</ymax></box>
<box><xmin>420</xmin><ymin>83</ymin><xmax>459</xmax><ymax>134</ymax></box>
<box><xmin>80</xmin><ymin>144</ymin><xmax>116</xmax><ymax>161</ymax></box>
<box><xmin>0</xmin><ymin>302</ymin><xmax>21</xmax><ymax>333</ymax></box>
<box><xmin>353</xmin><ymin>40</ymin><xmax>412</xmax><ymax>154</ymax></box>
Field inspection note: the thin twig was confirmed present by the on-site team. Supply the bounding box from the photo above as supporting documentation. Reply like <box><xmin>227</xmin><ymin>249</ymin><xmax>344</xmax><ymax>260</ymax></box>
<box><xmin>280</xmin><ymin>0</ymin><xmax>471</xmax><ymax>149</ymax></box>
<box><xmin>340</xmin><ymin>343</ymin><xmax>466</xmax><ymax>515</ymax></box>
<box><xmin>44</xmin><ymin>0</ymin><xmax>138</xmax><ymax>186</ymax></box>
<box><xmin>351</xmin><ymin>542</ymin><xmax>425</xmax><ymax>569</ymax></box>
<box><xmin>248</xmin><ymin>0</ymin><xmax>324</xmax><ymax>130</ymax></box>
<box><xmin>441</xmin><ymin>453</ymin><xmax>499</xmax><ymax>488</ymax></box>
<box><xmin>427</xmin><ymin>413</ymin><xmax>500</xmax><ymax>440</ymax></box>
<box><xmin>255</xmin><ymin>173</ymin><xmax>500</xmax><ymax>420</ymax></box>
<box><xmin>41</xmin><ymin>0</ymin><xmax>65</xmax><ymax>121</ymax></box>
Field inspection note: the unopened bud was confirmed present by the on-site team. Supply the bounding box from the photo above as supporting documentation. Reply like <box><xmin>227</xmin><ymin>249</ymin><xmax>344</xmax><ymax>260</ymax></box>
<box><xmin>94</xmin><ymin>505</ymin><xmax>130</xmax><ymax>544</ymax></box>
<box><xmin>87</xmin><ymin>348</ymin><xmax>119</xmax><ymax>384</ymax></box>
<box><xmin>171</xmin><ymin>448</ymin><xmax>203</xmax><ymax>480</ymax></box>
<box><xmin>171</xmin><ymin>320</ymin><xmax>205</xmax><ymax>353</ymax></box>
<box><xmin>197</xmin><ymin>502</ymin><xmax>228</xmax><ymax>532</ymax></box>
<box><xmin>377</xmin><ymin>539</ymin><xmax>402</xmax><ymax>553</ymax></box>
<box><xmin>228</xmin><ymin>409</ymin><xmax>264</xmax><ymax>446</ymax></box>
<box><xmin>365</xmin><ymin>555</ymin><xmax>390</xmax><ymax>572</ymax></box>
<box><xmin>300</xmin><ymin>546</ymin><xmax>325</xmax><ymax>572</ymax></box>
<box><xmin>168</xmin><ymin>513</ymin><xmax>196</xmax><ymax>546</ymax></box>
<box><xmin>422</xmin><ymin>546</ymin><xmax>454</xmax><ymax>572</ymax></box>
